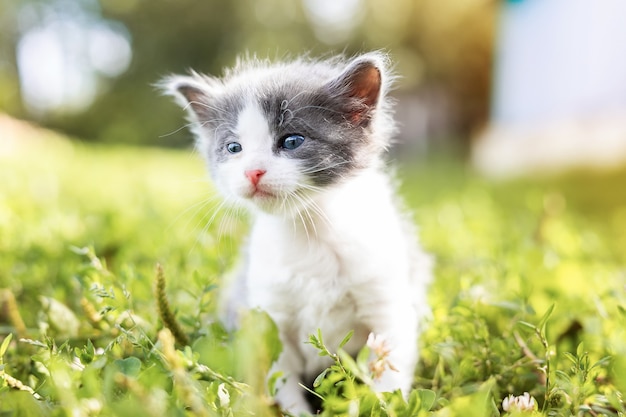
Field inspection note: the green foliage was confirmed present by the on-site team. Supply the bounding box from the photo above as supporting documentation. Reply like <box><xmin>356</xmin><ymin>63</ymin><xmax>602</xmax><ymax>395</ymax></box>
<box><xmin>304</xmin><ymin>330</ymin><xmax>437</xmax><ymax>417</ymax></box>
<box><xmin>1</xmin><ymin>140</ymin><xmax>626</xmax><ymax>416</ymax></box>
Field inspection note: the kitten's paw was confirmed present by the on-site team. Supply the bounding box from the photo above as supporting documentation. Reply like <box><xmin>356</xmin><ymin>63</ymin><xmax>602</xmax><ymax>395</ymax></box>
<box><xmin>275</xmin><ymin>381</ymin><xmax>314</xmax><ymax>416</ymax></box>
<box><xmin>279</xmin><ymin>398</ymin><xmax>313</xmax><ymax>417</ymax></box>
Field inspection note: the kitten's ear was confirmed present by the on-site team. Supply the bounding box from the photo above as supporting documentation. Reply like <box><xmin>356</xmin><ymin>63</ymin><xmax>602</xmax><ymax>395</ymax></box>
<box><xmin>327</xmin><ymin>53</ymin><xmax>386</xmax><ymax>126</ymax></box>
<box><xmin>160</xmin><ymin>73</ymin><xmax>219</xmax><ymax>120</ymax></box>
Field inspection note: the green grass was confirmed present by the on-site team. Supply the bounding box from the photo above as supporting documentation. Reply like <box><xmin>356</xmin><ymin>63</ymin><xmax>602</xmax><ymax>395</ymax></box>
<box><xmin>1</xmin><ymin>133</ymin><xmax>625</xmax><ymax>416</ymax></box>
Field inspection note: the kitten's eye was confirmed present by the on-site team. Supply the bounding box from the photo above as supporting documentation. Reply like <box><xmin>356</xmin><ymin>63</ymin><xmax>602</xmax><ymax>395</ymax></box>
<box><xmin>279</xmin><ymin>134</ymin><xmax>305</xmax><ymax>150</ymax></box>
<box><xmin>227</xmin><ymin>142</ymin><xmax>242</xmax><ymax>153</ymax></box>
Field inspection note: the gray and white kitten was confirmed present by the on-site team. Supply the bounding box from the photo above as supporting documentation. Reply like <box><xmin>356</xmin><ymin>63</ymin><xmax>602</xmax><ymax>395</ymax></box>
<box><xmin>163</xmin><ymin>52</ymin><xmax>432</xmax><ymax>415</ymax></box>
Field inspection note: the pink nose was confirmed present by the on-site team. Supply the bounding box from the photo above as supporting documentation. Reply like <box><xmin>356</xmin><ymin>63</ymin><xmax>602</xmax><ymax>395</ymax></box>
<box><xmin>245</xmin><ymin>169</ymin><xmax>266</xmax><ymax>186</ymax></box>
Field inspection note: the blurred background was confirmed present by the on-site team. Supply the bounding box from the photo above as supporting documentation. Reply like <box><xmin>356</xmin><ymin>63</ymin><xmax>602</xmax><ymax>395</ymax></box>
<box><xmin>0</xmin><ymin>0</ymin><xmax>494</xmax><ymax>153</ymax></box>
<box><xmin>2</xmin><ymin>0</ymin><xmax>626</xmax><ymax>174</ymax></box>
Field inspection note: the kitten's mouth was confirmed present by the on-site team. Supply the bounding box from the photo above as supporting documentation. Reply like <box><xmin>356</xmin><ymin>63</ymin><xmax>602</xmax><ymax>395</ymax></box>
<box><xmin>247</xmin><ymin>186</ymin><xmax>277</xmax><ymax>200</ymax></box>
<box><xmin>252</xmin><ymin>189</ymin><xmax>275</xmax><ymax>199</ymax></box>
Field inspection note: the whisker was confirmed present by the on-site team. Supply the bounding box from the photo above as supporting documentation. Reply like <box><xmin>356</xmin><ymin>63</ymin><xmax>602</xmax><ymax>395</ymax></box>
<box><xmin>286</xmin><ymin>90</ymin><xmax>313</xmax><ymax>106</ymax></box>
<box><xmin>290</xmin><ymin>105</ymin><xmax>344</xmax><ymax>117</ymax></box>
<box><xmin>184</xmin><ymin>100</ymin><xmax>227</xmax><ymax>113</ymax></box>
<box><xmin>159</xmin><ymin>122</ymin><xmax>200</xmax><ymax>138</ymax></box>
<box><xmin>166</xmin><ymin>192</ymin><xmax>220</xmax><ymax>232</ymax></box>
<box><xmin>217</xmin><ymin>199</ymin><xmax>238</xmax><ymax>241</ymax></box>
<box><xmin>288</xmin><ymin>192</ymin><xmax>311</xmax><ymax>242</ymax></box>
<box><xmin>279</xmin><ymin>191</ymin><xmax>298</xmax><ymax>238</ymax></box>
<box><xmin>188</xmin><ymin>198</ymin><xmax>229</xmax><ymax>256</ymax></box>
<box><xmin>284</xmin><ymin>115</ymin><xmax>319</xmax><ymax>134</ymax></box>
<box><xmin>306</xmin><ymin>199</ymin><xmax>333</xmax><ymax>231</ymax></box>
<box><xmin>211</xmin><ymin>122</ymin><xmax>234</xmax><ymax>138</ymax></box>
<box><xmin>294</xmin><ymin>189</ymin><xmax>334</xmax><ymax>232</ymax></box>
<box><xmin>297</xmin><ymin>194</ymin><xmax>318</xmax><ymax>238</ymax></box>
<box><xmin>299</xmin><ymin>159</ymin><xmax>352</xmax><ymax>175</ymax></box>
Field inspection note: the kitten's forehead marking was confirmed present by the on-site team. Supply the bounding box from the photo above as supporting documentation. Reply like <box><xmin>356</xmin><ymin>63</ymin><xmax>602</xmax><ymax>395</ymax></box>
<box><xmin>236</xmin><ymin>102</ymin><xmax>273</xmax><ymax>150</ymax></box>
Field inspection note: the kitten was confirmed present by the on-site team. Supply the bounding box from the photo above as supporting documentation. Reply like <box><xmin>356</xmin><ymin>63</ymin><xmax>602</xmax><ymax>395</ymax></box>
<box><xmin>162</xmin><ymin>52</ymin><xmax>432</xmax><ymax>415</ymax></box>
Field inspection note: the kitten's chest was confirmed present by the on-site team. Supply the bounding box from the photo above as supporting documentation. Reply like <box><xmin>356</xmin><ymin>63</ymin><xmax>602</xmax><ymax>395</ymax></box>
<box><xmin>246</xmin><ymin>219</ymin><xmax>350</xmax><ymax>300</ymax></box>
<box><xmin>245</xmin><ymin>214</ymin><xmax>367</xmax><ymax>322</ymax></box>
<box><xmin>244</xmin><ymin>179</ymin><xmax>404</xmax><ymax>308</ymax></box>
<box><xmin>246</xmin><ymin>233</ymin><xmax>370</xmax><ymax>364</ymax></box>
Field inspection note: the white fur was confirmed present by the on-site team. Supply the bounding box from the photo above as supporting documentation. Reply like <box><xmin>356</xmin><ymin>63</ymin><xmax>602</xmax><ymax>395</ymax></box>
<box><xmin>222</xmin><ymin>102</ymin><xmax>431</xmax><ymax>415</ymax></box>
<box><xmin>244</xmin><ymin>167</ymin><xmax>431</xmax><ymax>414</ymax></box>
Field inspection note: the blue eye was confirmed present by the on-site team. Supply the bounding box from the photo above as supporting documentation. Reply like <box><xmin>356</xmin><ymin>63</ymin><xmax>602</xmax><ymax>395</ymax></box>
<box><xmin>227</xmin><ymin>142</ymin><xmax>242</xmax><ymax>153</ymax></box>
<box><xmin>280</xmin><ymin>134</ymin><xmax>305</xmax><ymax>150</ymax></box>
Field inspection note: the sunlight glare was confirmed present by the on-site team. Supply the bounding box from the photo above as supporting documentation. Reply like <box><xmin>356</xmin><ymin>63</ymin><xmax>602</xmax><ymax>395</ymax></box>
<box><xmin>16</xmin><ymin>11</ymin><xmax>131</xmax><ymax>117</ymax></box>
<box><xmin>302</xmin><ymin>0</ymin><xmax>363</xmax><ymax>44</ymax></box>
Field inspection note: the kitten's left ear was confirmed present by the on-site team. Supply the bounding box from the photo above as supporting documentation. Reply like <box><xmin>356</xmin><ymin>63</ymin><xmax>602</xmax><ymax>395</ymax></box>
<box><xmin>327</xmin><ymin>53</ymin><xmax>386</xmax><ymax>126</ymax></box>
<box><xmin>159</xmin><ymin>72</ymin><xmax>220</xmax><ymax>121</ymax></box>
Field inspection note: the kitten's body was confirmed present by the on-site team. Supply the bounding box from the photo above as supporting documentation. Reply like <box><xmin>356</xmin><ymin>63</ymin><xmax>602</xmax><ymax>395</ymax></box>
<box><xmin>164</xmin><ymin>52</ymin><xmax>432</xmax><ymax>414</ymax></box>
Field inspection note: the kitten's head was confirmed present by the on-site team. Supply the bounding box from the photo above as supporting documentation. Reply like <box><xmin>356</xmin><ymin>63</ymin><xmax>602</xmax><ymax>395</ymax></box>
<box><xmin>162</xmin><ymin>52</ymin><xmax>395</xmax><ymax>215</ymax></box>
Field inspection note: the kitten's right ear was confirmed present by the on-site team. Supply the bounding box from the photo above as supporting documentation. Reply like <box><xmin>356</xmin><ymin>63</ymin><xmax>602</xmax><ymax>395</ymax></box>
<box><xmin>326</xmin><ymin>52</ymin><xmax>387</xmax><ymax>127</ymax></box>
<box><xmin>159</xmin><ymin>73</ymin><xmax>218</xmax><ymax>120</ymax></box>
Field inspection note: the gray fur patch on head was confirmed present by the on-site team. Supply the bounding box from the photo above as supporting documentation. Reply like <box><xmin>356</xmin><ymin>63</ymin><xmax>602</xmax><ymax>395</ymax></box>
<box><xmin>258</xmin><ymin>86</ymin><xmax>362</xmax><ymax>186</ymax></box>
<box><xmin>162</xmin><ymin>51</ymin><xmax>397</xmax><ymax>186</ymax></box>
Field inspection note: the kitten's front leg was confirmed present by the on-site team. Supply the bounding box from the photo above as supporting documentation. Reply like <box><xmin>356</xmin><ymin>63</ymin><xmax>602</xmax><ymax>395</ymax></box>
<box><xmin>358</xmin><ymin>287</ymin><xmax>420</xmax><ymax>396</ymax></box>
<box><xmin>271</xmin><ymin>338</ymin><xmax>312</xmax><ymax>415</ymax></box>
<box><xmin>370</xmin><ymin>327</ymin><xmax>418</xmax><ymax>396</ymax></box>
<box><xmin>372</xmin><ymin>323</ymin><xmax>418</xmax><ymax>395</ymax></box>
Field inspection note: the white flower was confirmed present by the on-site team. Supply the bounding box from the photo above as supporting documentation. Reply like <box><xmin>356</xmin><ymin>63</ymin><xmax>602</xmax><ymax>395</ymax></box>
<box><xmin>217</xmin><ymin>383</ymin><xmax>230</xmax><ymax>408</ymax></box>
<box><xmin>366</xmin><ymin>332</ymin><xmax>397</xmax><ymax>380</ymax></box>
<box><xmin>366</xmin><ymin>332</ymin><xmax>390</xmax><ymax>358</ymax></box>
<box><xmin>80</xmin><ymin>398</ymin><xmax>103</xmax><ymax>413</ymax></box>
<box><xmin>502</xmin><ymin>392</ymin><xmax>537</xmax><ymax>412</ymax></box>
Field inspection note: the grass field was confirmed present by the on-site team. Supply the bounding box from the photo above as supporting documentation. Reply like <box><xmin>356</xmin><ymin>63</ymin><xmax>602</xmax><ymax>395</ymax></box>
<box><xmin>1</xmin><ymin>127</ymin><xmax>625</xmax><ymax>416</ymax></box>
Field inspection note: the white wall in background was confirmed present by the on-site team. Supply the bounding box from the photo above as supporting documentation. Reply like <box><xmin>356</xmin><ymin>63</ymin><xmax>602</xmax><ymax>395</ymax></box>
<box><xmin>474</xmin><ymin>0</ymin><xmax>626</xmax><ymax>175</ymax></box>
